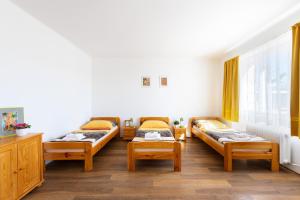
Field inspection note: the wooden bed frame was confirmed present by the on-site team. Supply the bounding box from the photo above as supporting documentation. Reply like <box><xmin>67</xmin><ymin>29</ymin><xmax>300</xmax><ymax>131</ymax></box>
<box><xmin>189</xmin><ymin>117</ymin><xmax>279</xmax><ymax>172</ymax></box>
<box><xmin>43</xmin><ymin>117</ymin><xmax>120</xmax><ymax>172</ymax></box>
<box><xmin>127</xmin><ymin>117</ymin><xmax>181</xmax><ymax>172</ymax></box>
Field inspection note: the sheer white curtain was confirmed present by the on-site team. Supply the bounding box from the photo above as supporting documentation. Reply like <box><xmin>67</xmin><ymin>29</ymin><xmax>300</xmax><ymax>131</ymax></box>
<box><xmin>239</xmin><ymin>31</ymin><xmax>292</xmax><ymax>128</ymax></box>
<box><xmin>239</xmin><ymin>32</ymin><xmax>292</xmax><ymax>164</ymax></box>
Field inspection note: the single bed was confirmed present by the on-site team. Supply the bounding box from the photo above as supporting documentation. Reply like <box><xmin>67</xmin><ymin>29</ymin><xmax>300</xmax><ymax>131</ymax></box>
<box><xmin>43</xmin><ymin>117</ymin><xmax>120</xmax><ymax>171</ymax></box>
<box><xmin>189</xmin><ymin>117</ymin><xmax>279</xmax><ymax>172</ymax></box>
<box><xmin>127</xmin><ymin>117</ymin><xmax>181</xmax><ymax>172</ymax></box>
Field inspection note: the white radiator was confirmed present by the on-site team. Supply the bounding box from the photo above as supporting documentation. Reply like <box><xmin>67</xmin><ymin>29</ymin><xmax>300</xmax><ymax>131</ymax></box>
<box><xmin>233</xmin><ymin>122</ymin><xmax>291</xmax><ymax>164</ymax></box>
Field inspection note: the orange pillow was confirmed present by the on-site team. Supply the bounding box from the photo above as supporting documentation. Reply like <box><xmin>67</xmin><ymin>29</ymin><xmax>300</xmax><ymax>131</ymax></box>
<box><xmin>140</xmin><ymin>120</ymin><xmax>169</xmax><ymax>129</ymax></box>
<box><xmin>81</xmin><ymin>120</ymin><xmax>113</xmax><ymax>130</ymax></box>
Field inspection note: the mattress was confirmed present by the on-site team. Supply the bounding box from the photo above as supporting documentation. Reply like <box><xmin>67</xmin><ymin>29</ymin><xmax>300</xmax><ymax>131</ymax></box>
<box><xmin>45</xmin><ymin>126</ymin><xmax>118</xmax><ymax>153</ymax></box>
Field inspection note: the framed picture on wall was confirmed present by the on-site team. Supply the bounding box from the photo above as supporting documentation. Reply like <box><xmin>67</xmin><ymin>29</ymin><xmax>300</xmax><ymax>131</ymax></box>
<box><xmin>0</xmin><ymin>107</ymin><xmax>24</xmax><ymax>138</ymax></box>
<box><xmin>159</xmin><ymin>76</ymin><xmax>168</xmax><ymax>87</ymax></box>
<box><xmin>142</xmin><ymin>76</ymin><xmax>151</xmax><ymax>87</ymax></box>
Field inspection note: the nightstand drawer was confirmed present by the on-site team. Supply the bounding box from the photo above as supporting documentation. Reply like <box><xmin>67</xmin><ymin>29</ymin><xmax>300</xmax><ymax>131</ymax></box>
<box><xmin>124</xmin><ymin>130</ymin><xmax>135</xmax><ymax>134</ymax></box>
<box><xmin>123</xmin><ymin>126</ymin><xmax>136</xmax><ymax>140</ymax></box>
<box><xmin>175</xmin><ymin>133</ymin><xmax>185</xmax><ymax>140</ymax></box>
<box><xmin>125</xmin><ymin>130</ymin><xmax>135</xmax><ymax>136</ymax></box>
<box><xmin>173</xmin><ymin>127</ymin><xmax>186</xmax><ymax>141</ymax></box>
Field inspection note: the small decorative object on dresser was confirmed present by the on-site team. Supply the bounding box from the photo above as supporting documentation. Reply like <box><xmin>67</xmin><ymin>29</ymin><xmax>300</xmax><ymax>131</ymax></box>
<box><xmin>173</xmin><ymin>117</ymin><xmax>186</xmax><ymax>141</ymax></box>
<box><xmin>0</xmin><ymin>107</ymin><xmax>24</xmax><ymax>138</ymax></box>
<box><xmin>12</xmin><ymin>123</ymin><xmax>31</xmax><ymax>136</ymax></box>
<box><xmin>129</xmin><ymin>118</ymin><xmax>134</xmax><ymax>126</ymax></box>
<box><xmin>173</xmin><ymin>117</ymin><xmax>184</xmax><ymax>128</ymax></box>
<box><xmin>125</xmin><ymin>120</ymin><xmax>130</xmax><ymax>127</ymax></box>
<box><xmin>125</xmin><ymin>118</ymin><xmax>134</xmax><ymax>127</ymax></box>
<box><xmin>123</xmin><ymin>126</ymin><xmax>136</xmax><ymax>140</ymax></box>
<box><xmin>173</xmin><ymin>120</ymin><xmax>180</xmax><ymax>127</ymax></box>
<box><xmin>179</xmin><ymin>117</ymin><xmax>184</xmax><ymax>128</ymax></box>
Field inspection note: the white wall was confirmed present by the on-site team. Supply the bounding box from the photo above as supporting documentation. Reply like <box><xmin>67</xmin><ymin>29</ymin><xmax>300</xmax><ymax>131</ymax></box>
<box><xmin>92</xmin><ymin>57</ymin><xmax>223</xmax><ymax>136</ymax></box>
<box><xmin>0</xmin><ymin>0</ymin><xmax>92</xmax><ymax>141</ymax></box>
<box><xmin>225</xmin><ymin>6</ymin><xmax>300</xmax><ymax>60</ymax></box>
<box><xmin>225</xmin><ymin>9</ymin><xmax>300</xmax><ymax>173</ymax></box>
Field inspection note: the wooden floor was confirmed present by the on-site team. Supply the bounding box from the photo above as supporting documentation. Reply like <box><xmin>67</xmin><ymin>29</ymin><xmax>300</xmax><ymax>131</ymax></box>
<box><xmin>25</xmin><ymin>138</ymin><xmax>300</xmax><ymax>200</ymax></box>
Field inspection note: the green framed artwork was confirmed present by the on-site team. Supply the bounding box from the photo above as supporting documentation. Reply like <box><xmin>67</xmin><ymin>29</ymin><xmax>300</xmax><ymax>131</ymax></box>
<box><xmin>0</xmin><ymin>107</ymin><xmax>24</xmax><ymax>138</ymax></box>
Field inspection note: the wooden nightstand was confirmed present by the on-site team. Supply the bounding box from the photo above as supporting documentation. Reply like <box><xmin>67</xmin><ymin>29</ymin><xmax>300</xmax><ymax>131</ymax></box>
<box><xmin>123</xmin><ymin>126</ymin><xmax>136</xmax><ymax>140</ymax></box>
<box><xmin>174</xmin><ymin>127</ymin><xmax>186</xmax><ymax>141</ymax></box>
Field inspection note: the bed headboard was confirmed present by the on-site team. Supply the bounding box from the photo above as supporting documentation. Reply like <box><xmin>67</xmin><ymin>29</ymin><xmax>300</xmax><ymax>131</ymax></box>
<box><xmin>89</xmin><ymin>117</ymin><xmax>121</xmax><ymax>127</ymax></box>
<box><xmin>139</xmin><ymin>117</ymin><xmax>170</xmax><ymax>125</ymax></box>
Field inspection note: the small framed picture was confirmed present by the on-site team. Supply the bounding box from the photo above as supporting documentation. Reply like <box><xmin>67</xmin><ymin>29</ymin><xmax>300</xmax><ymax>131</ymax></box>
<box><xmin>142</xmin><ymin>76</ymin><xmax>151</xmax><ymax>87</ymax></box>
<box><xmin>0</xmin><ymin>107</ymin><xmax>24</xmax><ymax>137</ymax></box>
<box><xmin>159</xmin><ymin>76</ymin><xmax>168</xmax><ymax>87</ymax></box>
<box><xmin>125</xmin><ymin>118</ymin><xmax>134</xmax><ymax>127</ymax></box>
<box><xmin>125</xmin><ymin>120</ymin><xmax>130</xmax><ymax>127</ymax></box>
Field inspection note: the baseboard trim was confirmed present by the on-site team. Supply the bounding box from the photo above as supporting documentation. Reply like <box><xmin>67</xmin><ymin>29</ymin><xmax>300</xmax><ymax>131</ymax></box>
<box><xmin>45</xmin><ymin>160</ymin><xmax>53</xmax><ymax>166</ymax></box>
<box><xmin>283</xmin><ymin>163</ymin><xmax>300</xmax><ymax>174</ymax></box>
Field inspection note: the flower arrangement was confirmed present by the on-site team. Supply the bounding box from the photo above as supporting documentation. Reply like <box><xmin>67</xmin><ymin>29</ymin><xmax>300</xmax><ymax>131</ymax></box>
<box><xmin>11</xmin><ymin>123</ymin><xmax>31</xmax><ymax>130</ymax></box>
<box><xmin>10</xmin><ymin>123</ymin><xmax>31</xmax><ymax>136</ymax></box>
<box><xmin>173</xmin><ymin>118</ymin><xmax>185</xmax><ymax>128</ymax></box>
<box><xmin>179</xmin><ymin>117</ymin><xmax>184</xmax><ymax>128</ymax></box>
<box><xmin>173</xmin><ymin>120</ymin><xmax>180</xmax><ymax>126</ymax></box>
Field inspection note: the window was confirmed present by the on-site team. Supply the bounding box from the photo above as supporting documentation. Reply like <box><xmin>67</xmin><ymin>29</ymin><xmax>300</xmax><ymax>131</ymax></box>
<box><xmin>239</xmin><ymin>31</ymin><xmax>292</xmax><ymax>129</ymax></box>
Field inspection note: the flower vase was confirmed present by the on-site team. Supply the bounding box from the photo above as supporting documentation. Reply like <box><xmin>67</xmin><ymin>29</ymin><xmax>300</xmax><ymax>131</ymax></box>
<box><xmin>16</xmin><ymin>129</ymin><xmax>29</xmax><ymax>137</ymax></box>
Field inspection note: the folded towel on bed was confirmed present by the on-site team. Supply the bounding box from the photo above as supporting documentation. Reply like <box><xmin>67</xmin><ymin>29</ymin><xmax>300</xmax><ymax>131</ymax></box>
<box><xmin>145</xmin><ymin>132</ymin><xmax>161</xmax><ymax>140</ymax></box>
<box><xmin>136</xmin><ymin>130</ymin><xmax>173</xmax><ymax>137</ymax></box>
<box><xmin>62</xmin><ymin>133</ymin><xmax>85</xmax><ymax>141</ymax></box>
<box><xmin>51</xmin><ymin>131</ymin><xmax>107</xmax><ymax>143</ymax></box>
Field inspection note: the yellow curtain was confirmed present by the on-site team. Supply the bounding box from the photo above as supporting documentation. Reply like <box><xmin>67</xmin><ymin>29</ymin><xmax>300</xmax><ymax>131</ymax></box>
<box><xmin>291</xmin><ymin>23</ymin><xmax>300</xmax><ymax>137</ymax></box>
<box><xmin>222</xmin><ymin>56</ymin><xmax>239</xmax><ymax>122</ymax></box>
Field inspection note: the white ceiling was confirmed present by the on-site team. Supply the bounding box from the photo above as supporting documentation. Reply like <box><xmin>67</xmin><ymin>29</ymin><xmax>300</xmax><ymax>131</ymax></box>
<box><xmin>11</xmin><ymin>0</ymin><xmax>300</xmax><ymax>58</ymax></box>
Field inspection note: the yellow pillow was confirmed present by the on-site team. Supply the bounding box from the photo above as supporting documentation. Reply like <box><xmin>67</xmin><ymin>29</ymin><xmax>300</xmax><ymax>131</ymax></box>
<box><xmin>208</xmin><ymin>120</ymin><xmax>228</xmax><ymax>129</ymax></box>
<box><xmin>81</xmin><ymin>120</ymin><xmax>113</xmax><ymax>130</ymax></box>
<box><xmin>196</xmin><ymin>120</ymin><xmax>228</xmax><ymax>130</ymax></box>
<box><xmin>140</xmin><ymin>120</ymin><xmax>169</xmax><ymax>129</ymax></box>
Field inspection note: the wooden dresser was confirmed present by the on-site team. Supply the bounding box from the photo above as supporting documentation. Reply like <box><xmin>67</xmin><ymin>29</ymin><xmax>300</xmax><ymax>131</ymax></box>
<box><xmin>0</xmin><ymin>133</ymin><xmax>44</xmax><ymax>200</ymax></box>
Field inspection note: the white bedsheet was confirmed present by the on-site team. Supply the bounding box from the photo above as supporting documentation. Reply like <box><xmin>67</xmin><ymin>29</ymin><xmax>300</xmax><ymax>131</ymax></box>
<box><xmin>45</xmin><ymin>126</ymin><xmax>118</xmax><ymax>153</ymax></box>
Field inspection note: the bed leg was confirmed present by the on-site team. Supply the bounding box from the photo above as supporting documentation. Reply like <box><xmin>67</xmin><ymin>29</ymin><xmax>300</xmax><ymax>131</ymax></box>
<box><xmin>189</xmin><ymin>119</ymin><xmax>194</xmax><ymax>138</ymax></box>
<box><xmin>271</xmin><ymin>143</ymin><xmax>279</xmax><ymax>172</ymax></box>
<box><xmin>174</xmin><ymin>142</ymin><xmax>181</xmax><ymax>172</ymax></box>
<box><xmin>84</xmin><ymin>157</ymin><xmax>93</xmax><ymax>172</ymax></box>
<box><xmin>84</xmin><ymin>144</ymin><xmax>93</xmax><ymax>172</ymax></box>
<box><xmin>128</xmin><ymin>142</ymin><xmax>135</xmax><ymax>171</ymax></box>
<box><xmin>43</xmin><ymin>160</ymin><xmax>46</xmax><ymax>173</ymax></box>
<box><xmin>224</xmin><ymin>143</ymin><xmax>232</xmax><ymax>172</ymax></box>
